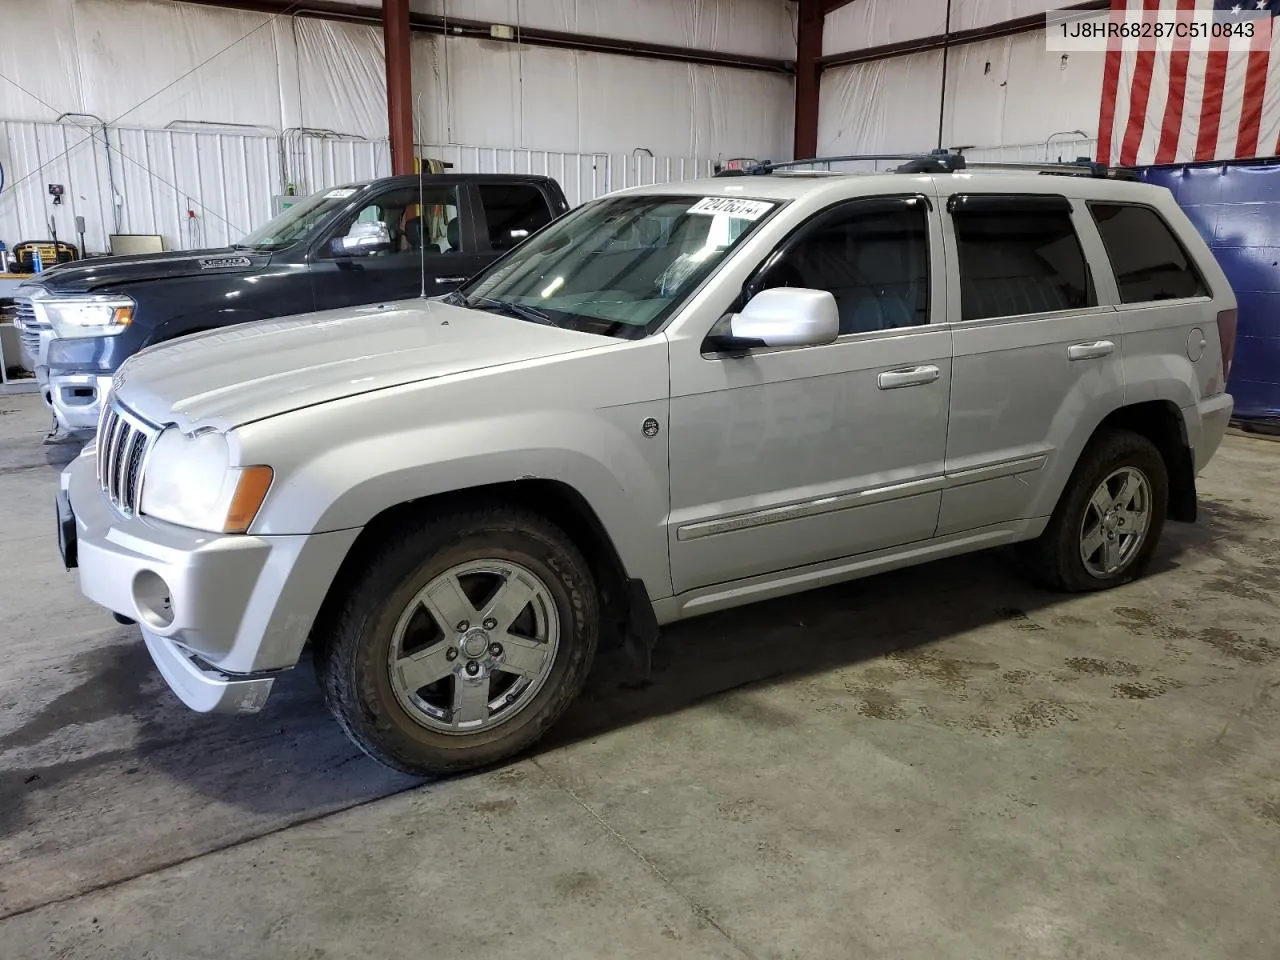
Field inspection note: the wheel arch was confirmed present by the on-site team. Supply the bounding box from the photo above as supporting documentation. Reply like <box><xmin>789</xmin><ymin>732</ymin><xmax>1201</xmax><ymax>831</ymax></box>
<box><xmin>308</xmin><ymin>478</ymin><xmax>645</xmax><ymax>650</ymax></box>
<box><xmin>1093</xmin><ymin>400</ymin><xmax>1196</xmax><ymax>522</ymax></box>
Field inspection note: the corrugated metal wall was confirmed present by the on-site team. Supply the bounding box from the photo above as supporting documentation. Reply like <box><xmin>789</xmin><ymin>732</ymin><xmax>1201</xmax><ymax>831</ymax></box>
<box><xmin>0</xmin><ymin>118</ymin><xmax>721</xmax><ymax>255</ymax></box>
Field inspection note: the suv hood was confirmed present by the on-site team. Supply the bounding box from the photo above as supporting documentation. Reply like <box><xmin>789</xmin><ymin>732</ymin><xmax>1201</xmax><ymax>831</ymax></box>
<box><xmin>21</xmin><ymin>247</ymin><xmax>268</xmax><ymax>294</ymax></box>
<box><xmin>112</xmin><ymin>299</ymin><xmax>606</xmax><ymax>432</ymax></box>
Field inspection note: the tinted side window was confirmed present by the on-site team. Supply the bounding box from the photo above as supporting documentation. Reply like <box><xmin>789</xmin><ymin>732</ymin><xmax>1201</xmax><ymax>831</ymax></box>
<box><xmin>323</xmin><ymin>185</ymin><xmax>461</xmax><ymax>258</ymax></box>
<box><xmin>952</xmin><ymin>200</ymin><xmax>1094</xmax><ymax>321</ymax></box>
<box><xmin>1090</xmin><ymin>203</ymin><xmax>1208</xmax><ymax>302</ymax></box>
<box><xmin>755</xmin><ymin>199</ymin><xmax>930</xmax><ymax>334</ymax></box>
<box><xmin>479</xmin><ymin>184</ymin><xmax>553</xmax><ymax>251</ymax></box>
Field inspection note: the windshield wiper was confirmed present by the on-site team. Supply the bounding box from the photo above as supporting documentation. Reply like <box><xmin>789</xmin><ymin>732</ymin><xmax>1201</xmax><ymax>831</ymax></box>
<box><xmin>467</xmin><ymin>296</ymin><xmax>556</xmax><ymax>326</ymax></box>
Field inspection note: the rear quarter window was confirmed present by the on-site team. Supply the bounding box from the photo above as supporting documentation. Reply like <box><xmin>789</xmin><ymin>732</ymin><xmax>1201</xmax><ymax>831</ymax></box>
<box><xmin>1089</xmin><ymin>203</ymin><xmax>1209</xmax><ymax>303</ymax></box>
<box><xmin>479</xmin><ymin>184</ymin><xmax>554</xmax><ymax>252</ymax></box>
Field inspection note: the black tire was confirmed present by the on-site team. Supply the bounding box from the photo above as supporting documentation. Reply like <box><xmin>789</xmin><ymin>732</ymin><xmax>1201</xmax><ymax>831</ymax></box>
<box><xmin>1019</xmin><ymin>429</ymin><xmax>1169</xmax><ymax>593</ymax></box>
<box><xmin>313</xmin><ymin>505</ymin><xmax>598</xmax><ymax>776</ymax></box>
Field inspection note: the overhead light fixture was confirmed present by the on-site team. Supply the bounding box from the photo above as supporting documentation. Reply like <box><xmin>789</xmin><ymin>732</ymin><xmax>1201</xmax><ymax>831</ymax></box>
<box><xmin>490</xmin><ymin>23</ymin><xmax>515</xmax><ymax>40</ymax></box>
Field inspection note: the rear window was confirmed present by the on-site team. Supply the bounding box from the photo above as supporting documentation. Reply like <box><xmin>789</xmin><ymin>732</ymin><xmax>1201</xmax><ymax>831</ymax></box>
<box><xmin>951</xmin><ymin>198</ymin><xmax>1095</xmax><ymax>321</ymax></box>
<box><xmin>478</xmin><ymin>184</ymin><xmax>553</xmax><ymax>252</ymax></box>
<box><xmin>1089</xmin><ymin>203</ymin><xmax>1209</xmax><ymax>303</ymax></box>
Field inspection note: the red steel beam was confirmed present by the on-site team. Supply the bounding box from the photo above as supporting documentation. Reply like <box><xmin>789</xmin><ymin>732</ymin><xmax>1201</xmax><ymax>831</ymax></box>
<box><xmin>383</xmin><ymin>0</ymin><xmax>414</xmax><ymax>175</ymax></box>
<box><xmin>794</xmin><ymin>0</ymin><xmax>837</xmax><ymax>160</ymax></box>
<box><xmin>180</xmin><ymin>0</ymin><xmax>792</xmax><ymax>74</ymax></box>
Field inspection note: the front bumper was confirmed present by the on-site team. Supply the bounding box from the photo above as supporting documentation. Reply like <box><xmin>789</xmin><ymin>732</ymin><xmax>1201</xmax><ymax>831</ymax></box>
<box><xmin>50</xmin><ymin>372</ymin><xmax>112</xmax><ymax>432</ymax></box>
<box><xmin>1190</xmin><ymin>392</ymin><xmax>1234</xmax><ymax>472</ymax></box>
<box><xmin>63</xmin><ymin>452</ymin><xmax>360</xmax><ymax>713</ymax></box>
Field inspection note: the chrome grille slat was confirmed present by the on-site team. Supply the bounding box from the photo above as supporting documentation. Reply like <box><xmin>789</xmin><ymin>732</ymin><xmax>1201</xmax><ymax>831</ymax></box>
<box><xmin>96</xmin><ymin>400</ymin><xmax>160</xmax><ymax>517</ymax></box>
<box><xmin>13</xmin><ymin>298</ymin><xmax>48</xmax><ymax>360</ymax></box>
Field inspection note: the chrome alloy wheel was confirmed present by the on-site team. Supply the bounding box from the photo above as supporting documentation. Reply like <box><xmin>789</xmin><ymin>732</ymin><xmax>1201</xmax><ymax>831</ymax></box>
<box><xmin>1079</xmin><ymin>466</ymin><xmax>1153</xmax><ymax>578</ymax></box>
<box><xmin>387</xmin><ymin>559</ymin><xmax>560</xmax><ymax>734</ymax></box>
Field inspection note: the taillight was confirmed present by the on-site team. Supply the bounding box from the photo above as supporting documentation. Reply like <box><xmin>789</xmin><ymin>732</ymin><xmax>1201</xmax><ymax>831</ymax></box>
<box><xmin>1216</xmin><ymin>308</ymin><xmax>1237</xmax><ymax>382</ymax></box>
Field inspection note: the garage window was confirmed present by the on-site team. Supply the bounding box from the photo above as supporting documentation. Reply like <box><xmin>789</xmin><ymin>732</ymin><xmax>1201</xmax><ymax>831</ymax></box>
<box><xmin>951</xmin><ymin>195</ymin><xmax>1095</xmax><ymax>321</ymax></box>
<box><xmin>479</xmin><ymin>184</ymin><xmax>554</xmax><ymax>251</ymax></box>
<box><xmin>1089</xmin><ymin>203</ymin><xmax>1209</xmax><ymax>303</ymax></box>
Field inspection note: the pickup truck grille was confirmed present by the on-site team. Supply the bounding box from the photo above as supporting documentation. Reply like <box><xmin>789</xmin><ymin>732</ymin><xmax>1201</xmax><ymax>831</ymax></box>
<box><xmin>97</xmin><ymin>400</ymin><xmax>159</xmax><ymax>517</ymax></box>
<box><xmin>13</xmin><ymin>297</ymin><xmax>49</xmax><ymax>358</ymax></box>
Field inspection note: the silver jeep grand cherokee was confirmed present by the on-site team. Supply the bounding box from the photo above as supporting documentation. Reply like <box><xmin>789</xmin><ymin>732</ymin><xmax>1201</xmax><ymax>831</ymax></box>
<box><xmin>58</xmin><ymin>163</ymin><xmax>1237</xmax><ymax>775</ymax></box>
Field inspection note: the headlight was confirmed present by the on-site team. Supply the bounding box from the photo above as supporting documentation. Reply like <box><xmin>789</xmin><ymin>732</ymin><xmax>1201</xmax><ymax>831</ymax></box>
<box><xmin>139</xmin><ymin>428</ymin><xmax>274</xmax><ymax>534</ymax></box>
<box><xmin>44</xmin><ymin>296</ymin><xmax>135</xmax><ymax>338</ymax></box>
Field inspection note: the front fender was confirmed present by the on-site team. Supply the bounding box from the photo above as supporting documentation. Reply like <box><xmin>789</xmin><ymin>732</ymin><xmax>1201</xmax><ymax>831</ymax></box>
<box><xmin>232</xmin><ymin>341</ymin><xmax>674</xmax><ymax>598</ymax></box>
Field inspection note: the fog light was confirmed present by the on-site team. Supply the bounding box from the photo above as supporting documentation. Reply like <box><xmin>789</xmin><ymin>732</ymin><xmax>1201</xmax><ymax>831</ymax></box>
<box><xmin>133</xmin><ymin>570</ymin><xmax>174</xmax><ymax>629</ymax></box>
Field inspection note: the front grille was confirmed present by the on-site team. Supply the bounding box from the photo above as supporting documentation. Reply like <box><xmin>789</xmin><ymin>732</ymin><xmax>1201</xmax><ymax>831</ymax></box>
<box><xmin>13</xmin><ymin>297</ymin><xmax>49</xmax><ymax>359</ymax></box>
<box><xmin>97</xmin><ymin>401</ymin><xmax>159</xmax><ymax>517</ymax></box>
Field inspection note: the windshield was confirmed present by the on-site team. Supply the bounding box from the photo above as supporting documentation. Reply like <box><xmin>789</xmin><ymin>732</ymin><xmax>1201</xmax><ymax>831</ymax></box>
<box><xmin>236</xmin><ymin>185</ymin><xmax>368</xmax><ymax>252</ymax></box>
<box><xmin>456</xmin><ymin>193</ymin><xmax>779</xmax><ymax>338</ymax></box>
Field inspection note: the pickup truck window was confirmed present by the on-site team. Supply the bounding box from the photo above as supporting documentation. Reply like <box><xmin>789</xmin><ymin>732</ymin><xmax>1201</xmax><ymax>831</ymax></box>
<box><xmin>236</xmin><ymin>187</ymin><xmax>368</xmax><ymax>252</ymax></box>
<box><xmin>479</xmin><ymin>184</ymin><xmax>555</xmax><ymax>251</ymax></box>
<box><xmin>322</xmin><ymin>185</ymin><xmax>462</xmax><ymax>258</ymax></box>
<box><xmin>459</xmin><ymin>194</ymin><xmax>778</xmax><ymax>339</ymax></box>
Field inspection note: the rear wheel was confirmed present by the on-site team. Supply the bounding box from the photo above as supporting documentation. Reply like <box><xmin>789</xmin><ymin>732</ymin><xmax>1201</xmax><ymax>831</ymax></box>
<box><xmin>314</xmin><ymin>506</ymin><xmax>598</xmax><ymax>775</ymax></box>
<box><xmin>1020</xmin><ymin>430</ymin><xmax>1168</xmax><ymax>593</ymax></box>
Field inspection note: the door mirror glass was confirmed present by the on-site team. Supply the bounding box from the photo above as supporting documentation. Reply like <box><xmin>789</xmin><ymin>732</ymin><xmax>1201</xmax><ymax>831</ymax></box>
<box><xmin>726</xmin><ymin>287</ymin><xmax>839</xmax><ymax>349</ymax></box>
<box><xmin>331</xmin><ymin>220</ymin><xmax>392</xmax><ymax>257</ymax></box>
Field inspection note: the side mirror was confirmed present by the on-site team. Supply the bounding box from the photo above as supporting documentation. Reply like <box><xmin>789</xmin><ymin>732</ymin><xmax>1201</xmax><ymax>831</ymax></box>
<box><xmin>331</xmin><ymin>220</ymin><xmax>392</xmax><ymax>257</ymax></box>
<box><xmin>706</xmin><ymin>287</ymin><xmax>839</xmax><ymax>353</ymax></box>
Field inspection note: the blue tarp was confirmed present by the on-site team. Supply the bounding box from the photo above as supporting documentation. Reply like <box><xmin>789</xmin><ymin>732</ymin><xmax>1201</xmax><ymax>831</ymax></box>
<box><xmin>1139</xmin><ymin>162</ymin><xmax>1280</xmax><ymax>424</ymax></box>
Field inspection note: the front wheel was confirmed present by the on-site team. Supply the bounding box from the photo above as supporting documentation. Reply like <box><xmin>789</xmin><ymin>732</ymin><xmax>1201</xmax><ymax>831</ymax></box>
<box><xmin>314</xmin><ymin>506</ymin><xmax>599</xmax><ymax>776</ymax></box>
<box><xmin>1020</xmin><ymin>429</ymin><xmax>1168</xmax><ymax>593</ymax></box>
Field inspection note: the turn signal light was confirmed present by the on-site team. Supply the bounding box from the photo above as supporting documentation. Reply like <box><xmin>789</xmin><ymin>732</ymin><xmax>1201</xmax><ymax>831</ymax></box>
<box><xmin>112</xmin><ymin>305</ymin><xmax>134</xmax><ymax>328</ymax></box>
<box><xmin>224</xmin><ymin>466</ymin><xmax>274</xmax><ymax>534</ymax></box>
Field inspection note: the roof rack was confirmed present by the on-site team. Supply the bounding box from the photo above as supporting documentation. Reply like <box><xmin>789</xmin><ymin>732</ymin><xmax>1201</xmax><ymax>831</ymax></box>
<box><xmin>715</xmin><ymin>150</ymin><xmax>1138</xmax><ymax>181</ymax></box>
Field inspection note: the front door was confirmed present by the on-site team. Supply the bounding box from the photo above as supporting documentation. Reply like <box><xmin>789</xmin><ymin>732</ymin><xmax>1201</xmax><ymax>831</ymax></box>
<box><xmin>937</xmin><ymin>191</ymin><xmax>1124</xmax><ymax>536</ymax></box>
<box><xmin>666</xmin><ymin>195</ymin><xmax>951</xmax><ymax>594</ymax></box>
<box><xmin>309</xmin><ymin>183</ymin><xmax>491</xmax><ymax>309</ymax></box>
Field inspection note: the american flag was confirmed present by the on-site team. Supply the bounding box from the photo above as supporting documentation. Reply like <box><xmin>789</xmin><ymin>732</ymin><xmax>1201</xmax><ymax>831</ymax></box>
<box><xmin>1097</xmin><ymin>0</ymin><xmax>1280</xmax><ymax>166</ymax></box>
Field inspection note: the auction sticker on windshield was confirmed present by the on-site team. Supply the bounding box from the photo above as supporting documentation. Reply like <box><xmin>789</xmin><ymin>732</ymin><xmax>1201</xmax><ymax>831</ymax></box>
<box><xmin>325</xmin><ymin>188</ymin><xmax>358</xmax><ymax>199</ymax></box>
<box><xmin>687</xmin><ymin>197</ymin><xmax>773</xmax><ymax>220</ymax></box>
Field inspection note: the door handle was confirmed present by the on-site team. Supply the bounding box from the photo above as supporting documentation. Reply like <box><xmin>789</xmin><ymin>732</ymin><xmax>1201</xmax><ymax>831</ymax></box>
<box><xmin>1067</xmin><ymin>340</ymin><xmax>1115</xmax><ymax>361</ymax></box>
<box><xmin>877</xmin><ymin>365</ymin><xmax>941</xmax><ymax>390</ymax></box>
<box><xmin>434</xmin><ymin>276</ymin><xmax>469</xmax><ymax>284</ymax></box>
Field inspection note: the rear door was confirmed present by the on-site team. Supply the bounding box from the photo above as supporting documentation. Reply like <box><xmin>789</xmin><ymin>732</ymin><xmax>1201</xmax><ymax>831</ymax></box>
<box><xmin>938</xmin><ymin>191</ymin><xmax>1124</xmax><ymax>536</ymax></box>
<box><xmin>308</xmin><ymin>182</ymin><xmax>490</xmax><ymax>308</ymax></box>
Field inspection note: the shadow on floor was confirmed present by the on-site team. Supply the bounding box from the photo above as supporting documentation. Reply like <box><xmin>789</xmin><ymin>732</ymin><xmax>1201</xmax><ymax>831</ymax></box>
<box><xmin>1</xmin><ymin>496</ymin><xmax>1248</xmax><ymax>841</ymax></box>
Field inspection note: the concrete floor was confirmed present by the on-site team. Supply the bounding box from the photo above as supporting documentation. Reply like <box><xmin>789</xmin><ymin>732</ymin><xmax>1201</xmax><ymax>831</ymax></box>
<box><xmin>1</xmin><ymin>391</ymin><xmax>1278</xmax><ymax>959</ymax></box>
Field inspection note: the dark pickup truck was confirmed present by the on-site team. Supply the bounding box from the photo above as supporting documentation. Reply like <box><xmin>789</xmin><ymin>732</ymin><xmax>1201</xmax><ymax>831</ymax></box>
<box><xmin>16</xmin><ymin>173</ymin><xmax>569</xmax><ymax>434</ymax></box>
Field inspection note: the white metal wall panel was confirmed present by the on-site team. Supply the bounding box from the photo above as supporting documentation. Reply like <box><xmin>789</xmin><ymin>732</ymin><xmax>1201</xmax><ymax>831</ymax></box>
<box><xmin>0</xmin><ymin>1</ymin><xmax>793</xmax><ymax>161</ymax></box>
<box><xmin>942</xmin><ymin>35</ymin><xmax>1105</xmax><ymax>151</ymax></box>
<box><xmin>0</xmin><ymin>119</ymin><xmax>719</xmax><ymax>253</ymax></box>
<box><xmin>0</xmin><ymin>120</ymin><xmax>278</xmax><ymax>254</ymax></box>
<box><xmin>72</xmin><ymin>0</ymin><xmax>284</xmax><ymax>130</ymax></box>
<box><xmin>962</xmin><ymin>137</ymin><xmax>1100</xmax><ymax>165</ymax></box>
<box><xmin>817</xmin><ymin>52</ymin><xmax>946</xmax><ymax>156</ymax></box>
<box><xmin>818</xmin><ymin>32</ymin><xmax>1105</xmax><ymax>159</ymax></box>
<box><xmin>0</xmin><ymin>0</ymin><xmax>81</xmax><ymax>122</ymax></box>
<box><xmin>290</xmin><ymin>18</ymin><xmax>388</xmax><ymax>138</ymax></box>
<box><xmin>417</xmin><ymin>0</ymin><xmax>797</xmax><ymax>60</ymax></box>
<box><xmin>411</xmin><ymin>34</ymin><xmax>794</xmax><ymax>161</ymax></box>
<box><xmin>823</xmin><ymin>0</ymin><xmax>1064</xmax><ymax>56</ymax></box>
<box><xmin>823</xmin><ymin>0</ymin><xmax>946</xmax><ymax>57</ymax></box>
<box><xmin>952</xmin><ymin>0</ymin><xmax>1065</xmax><ymax>33</ymax></box>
